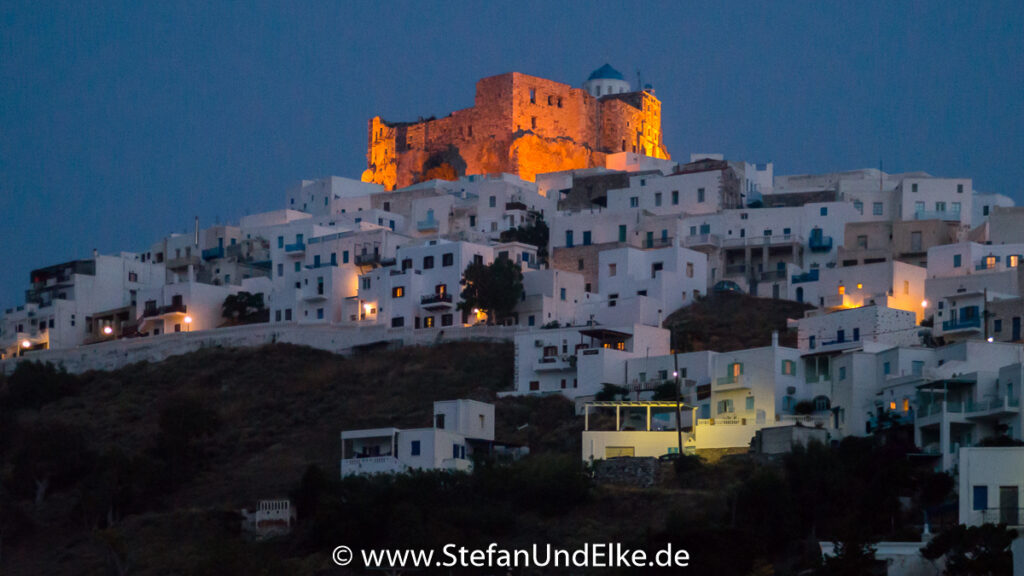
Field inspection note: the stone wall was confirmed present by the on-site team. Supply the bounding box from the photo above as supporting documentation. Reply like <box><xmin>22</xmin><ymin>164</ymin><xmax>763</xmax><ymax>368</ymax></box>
<box><xmin>592</xmin><ymin>456</ymin><xmax>660</xmax><ymax>488</ymax></box>
<box><xmin>363</xmin><ymin>72</ymin><xmax>670</xmax><ymax>191</ymax></box>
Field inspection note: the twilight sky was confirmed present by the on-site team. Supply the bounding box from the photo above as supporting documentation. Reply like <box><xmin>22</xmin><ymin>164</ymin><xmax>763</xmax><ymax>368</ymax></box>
<box><xmin>1</xmin><ymin>1</ymin><xmax>1022</xmax><ymax>308</ymax></box>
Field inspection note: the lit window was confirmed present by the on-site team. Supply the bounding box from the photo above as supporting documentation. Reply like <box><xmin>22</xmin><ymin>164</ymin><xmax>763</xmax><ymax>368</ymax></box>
<box><xmin>838</xmin><ymin>285</ymin><xmax>845</xmax><ymax>295</ymax></box>
<box><xmin>890</xmin><ymin>401</ymin><xmax>896</xmax><ymax>411</ymax></box>
<box><xmin>856</xmin><ymin>283</ymin><xmax>863</xmax><ymax>290</ymax></box>
<box><xmin>392</xmin><ymin>287</ymin><xmax>404</xmax><ymax>298</ymax></box>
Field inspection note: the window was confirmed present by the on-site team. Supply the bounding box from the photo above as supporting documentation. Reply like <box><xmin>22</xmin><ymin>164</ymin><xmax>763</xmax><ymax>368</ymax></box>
<box><xmin>973</xmin><ymin>486</ymin><xmax>988</xmax><ymax>511</ymax></box>
<box><xmin>277</xmin><ymin>263</ymin><xmax>283</xmax><ymax>277</ymax></box>
<box><xmin>529</xmin><ymin>381</ymin><xmax>540</xmax><ymax>391</ymax></box>
<box><xmin>910</xmin><ymin>231</ymin><xmax>922</xmax><ymax>252</ymax></box>
<box><xmin>809</xmin><ymin>336</ymin><xmax>815</xmax><ymax>349</ymax></box>
<box><xmin>912</xmin><ymin>360</ymin><xmax>924</xmax><ymax>376</ymax></box>
<box><xmin>782</xmin><ymin>360</ymin><xmax>795</xmax><ymax>375</ymax></box>
<box><xmin>528</xmin><ymin>315</ymin><xmax>535</xmax><ymax>326</ymax></box>
<box><xmin>531</xmin><ymin>116</ymin><xmax>537</xmax><ymax>129</ymax></box>
<box><xmin>578</xmin><ymin>259</ymin><xmax>584</xmax><ymax>271</ymax></box>
<box><xmin>853</xmin><ymin>200</ymin><xmax>863</xmax><ymax>214</ymax></box>
<box><xmin>746</xmin><ymin>396</ymin><xmax>755</xmax><ymax>411</ymax></box>
<box><xmin>630</xmin><ymin>197</ymin><xmax>639</xmax><ymax>208</ymax></box>
<box><xmin>672</xmin><ymin>190</ymin><xmax>679</xmax><ymax>205</ymax></box>
<box><xmin>277</xmin><ymin>236</ymin><xmax>284</xmax><ymax>249</ymax></box>
<box><xmin>983</xmin><ymin>205</ymin><xmax>990</xmax><ymax>216</ymax></box>
<box><xmin>686</xmin><ymin>262</ymin><xmax>694</xmax><ymax>278</ymax></box>
<box><xmin>873</xmin><ymin>202</ymin><xmax>883</xmax><ymax>215</ymax></box>
<box><xmin>441</xmin><ymin>313</ymin><xmax>453</xmax><ymax>326</ymax></box>
<box><xmin>294</xmin><ymin>261</ymin><xmax>300</xmax><ymax>272</ymax></box>
<box><xmin>995</xmin><ymin>319</ymin><xmax>1003</xmax><ymax>333</ymax></box>
<box><xmin>957</xmin><ymin>183</ymin><xmax>964</xmax><ymax>194</ymax></box>
<box><xmin>839</xmin><ymin>366</ymin><xmax>847</xmax><ymax>380</ymax></box>
<box><xmin>411</xmin><ymin>441</ymin><xmax>421</xmax><ymax>456</ymax></box>
<box><xmin>717</xmin><ymin>399</ymin><xmax>734</xmax><ymax>414</ymax></box>
<box><xmin>654</xmin><ymin>192</ymin><xmax>662</xmax><ymax>207</ymax></box>
<box><xmin>423</xmin><ymin>256</ymin><xmax>434</xmax><ymax>269</ymax></box>
<box><xmin>820</xmin><ymin>207</ymin><xmax>828</xmax><ymax>216</ymax></box>
<box><xmin>392</xmin><ymin>287</ymin><xmax>404</xmax><ymax>298</ymax></box>
<box><xmin>489</xmin><ymin>196</ymin><xmax>496</xmax><ymax>208</ymax></box>
<box><xmin>424</xmin><ymin>316</ymin><xmax>434</xmax><ymax>328</ymax></box>
<box><xmin>952</xmin><ymin>202</ymin><xmax>961</xmax><ymax>214</ymax></box>
<box><xmin>903</xmin><ymin>280</ymin><xmax>909</xmax><ymax>295</ymax></box>
<box><xmin>608</xmin><ymin>263</ymin><xmax>617</xmax><ymax>277</ymax></box>
<box><xmin>529</xmin><ymin>88</ymin><xmax>535</xmax><ymax>103</ymax></box>
<box><xmin>343</xmin><ymin>250</ymin><xmax>350</xmax><ymax>264</ymax></box>
<box><xmin>391</xmin><ymin>317</ymin><xmax>405</xmax><ymax>328</ymax></box>
<box><xmin>1009</xmin><ymin>255</ymin><xmax>1020</xmax><ymax>268</ymax></box>
<box><xmin>275</xmin><ymin>310</ymin><xmax>282</xmax><ymax>322</ymax></box>
<box><xmin>985</xmin><ymin>255</ymin><xmax>996</xmax><ymax>269</ymax></box>
<box><xmin>912</xmin><ymin>182</ymin><xmax>918</xmax><ymax>193</ymax></box>
<box><xmin>618</xmin><ymin>225</ymin><xmax>627</xmax><ymax>242</ymax></box>
<box><xmin>565</xmin><ymin>230</ymin><xmax>573</xmax><ymax>247</ymax></box>
<box><xmin>560</xmin><ymin>288</ymin><xmax>566</xmax><ymax>301</ymax></box>
<box><xmin>954</xmin><ymin>254</ymin><xmax>962</xmax><ymax>268</ymax></box>
<box><xmin>857</xmin><ymin>235</ymin><xmax>868</xmax><ymax>249</ymax></box>
<box><xmin>469</xmin><ymin>215</ymin><xmax>476</xmax><ymax>227</ymax></box>
<box><xmin>697</xmin><ymin>188</ymin><xmax>705</xmax><ymax>203</ymax></box>
<box><xmin>317</xmin><ymin>308</ymin><xmax>324</xmax><ymax>320</ymax></box>
<box><xmin>362</xmin><ymin>277</ymin><xmax>371</xmax><ymax>290</ymax></box>
<box><xmin>838</xmin><ymin>285</ymin><xmax>845</xmax><ymax>296</ymax></box>
<box><xmin>582</xmin><ymin>231</ymin><xmax>592</xmax><ymax>246</ymax></box>
<box><xmin>442</xmin><ymin>253</ymin><xmax>454</xmax><ymax>267</ymax></box>
<box><xmin>936</xmin><ymin>201</ymin><xmax>946</xmax><ymax>212</ymax></box>
<box><xmin>853</xmin><ymin>328</ymin><xmax>860</xmax><ymax>341</ymax></box>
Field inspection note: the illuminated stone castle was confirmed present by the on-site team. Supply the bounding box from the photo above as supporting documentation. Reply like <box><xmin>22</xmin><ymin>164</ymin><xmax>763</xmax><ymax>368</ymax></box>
<box><xmin>362</xmin><ymin>64</ymin><xmax>670</xmax><ymax>190</ymax></box>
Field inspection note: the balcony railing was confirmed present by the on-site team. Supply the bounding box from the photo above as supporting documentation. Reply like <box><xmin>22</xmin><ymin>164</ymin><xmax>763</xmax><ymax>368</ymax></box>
<box><xmin>975</xmin><ymin>262</ymin><xmax>997</xmax><ymax>271</ymax></box>
<box><xmin>284</xmin><ymin>242</ymin><xmax>306</xmax><ymax>253</ymax></box>
<box><xmin>760</xmin><ymin>270</ymin><xmax>787</xmax><ymax>281</ymax></box>
<box><xmin>684</xmin><ymin>233</ymin><xmax>721</xmax><ymax>248</ymax></box>
<box><xmin>914</xmin><ymin>209</ymin><xmax>961</xmax><ymax>222</ymax></box>
<box><xmin>724</xmin><ymin>264</ymin><xmax>747</xmax><ymax>276</ymax></box>
<box><xmin>809</xmin><ymin>235</ymin><xmax>833</xmax><ymax>252</ymax></box>
<box><xmin>979</xmin><ymin>508</ymin><xmax>1024</xmax><ymax>527</ymax></box>
<box><xmin>201</xmin><ymin>246</ymin><xmax>225</xmax><ymax>260</ymax></box>
<box><xmin>420</xmin><ymin>293</ymin><xmax>453</xmax><ymax>305</ymax></box>
<box><xmin>355</xmin><ymin>253</ymin><xmax>381</xmax><ymax>266</ymax></box>
<box><xmin>966</xmin><ymin>395</ymin><xmax>1020</xmax><ymax>414</ymax></box>
<box><xmin>141</xmin><ymin>303</ymin><xmax>187</xmax><ymax>318</ymax></box>
<box><xmin>722</xmin><ymin>234</ymin><xmax>803</xmax><ymax>249</ymax></box>
<box><xmin>643</xmin><ymin>237</ymin><xmax>675</xmax><ymax>249</ymax></box>
<box><xmin>417</xmin><ymin>218</ymin><xmax>440</xmax><ymax>231</ymax></box>
<box><xmin>941</xmin><ymin>316</ymin><xmax>981</xmax><ymax>331</ymax></box>
<box><xmin>791</xmin><ymin>269</ymin><xmax>820</xmax><ymax>284</ymax></box>
<box><xmin>340</xmin><ymin>456</ymin><xmax>406</xmax><ymax>477</ymax></box>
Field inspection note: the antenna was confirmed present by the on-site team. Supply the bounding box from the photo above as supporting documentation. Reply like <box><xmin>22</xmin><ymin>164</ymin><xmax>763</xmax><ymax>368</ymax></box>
<box><xmin>636</xmin><ymin>68</ymin><xmax>642</xmax><ymax>91</ymax></box>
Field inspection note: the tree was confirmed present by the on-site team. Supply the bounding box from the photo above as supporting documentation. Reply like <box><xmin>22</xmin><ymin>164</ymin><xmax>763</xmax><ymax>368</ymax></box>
<box><xmin>221</xmin><ymin>291</ymin><xmax>266</xmax><ymax>324</ymax></box>
<box><xmin>458</xmin><ymin>258</ymin><xmax>523</xmax><ymax>324</ymax></box>
<box><xmin>10</xmin><ymin>421</ymin><xmax>93</xmax><ymax>505</ymax></box>
<box><xmin>921</xmin><ymin>524</ymin><xmax>1017</xmax><ymax>575</ymax></box>
<box><xmin>499</xmin><ymin>216</ymin><xmax>549</xmax><ymax>263</ymax></box>
<box><xmin>820</xmin><ymin>539</ymin><xmax>881</xmax><ymax>576</ymax></box>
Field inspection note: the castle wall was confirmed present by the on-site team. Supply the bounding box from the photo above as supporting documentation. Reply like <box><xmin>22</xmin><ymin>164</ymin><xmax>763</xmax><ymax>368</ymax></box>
<box><xmin>363</xmin><ymin>72</ymin><xmax>670</xmax><ymax>191</ymax></box>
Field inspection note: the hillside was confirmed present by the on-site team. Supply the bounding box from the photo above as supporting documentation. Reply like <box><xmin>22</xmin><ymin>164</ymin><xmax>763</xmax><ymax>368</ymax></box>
<box><xmin>663</xmin><ymin>292</ymin><xmax>813</xmax><ymax>352</ymax></box>
<box><xmin>0</xmin><ymin>342</ymin><xmax>958</xmax><ymax>575</ymax></box>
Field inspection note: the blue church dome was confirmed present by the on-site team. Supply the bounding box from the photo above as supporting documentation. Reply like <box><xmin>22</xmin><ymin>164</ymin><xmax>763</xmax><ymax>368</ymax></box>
<box><xmin>587</xmin><ymin>63</ymin><xmax>624</xmax><ymax>81</ymax></box>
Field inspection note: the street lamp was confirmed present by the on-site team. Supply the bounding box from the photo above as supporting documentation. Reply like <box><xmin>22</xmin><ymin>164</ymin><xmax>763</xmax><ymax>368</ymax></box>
<box><xmin>103</xmin><ymin>325</ymin><xmax>113</xmax><ymax>336</ymax></box>
<box><xmin>184</xmin><ymin>315</ymin><xmax>193</xmax><ymax>332</ymax></box>
<box><xmin>921</xmin><ymin>299</ymin><xmax>929</xmax><ymax>308</ymax></box>
<box><xmin>21</xmin><ymin>340</ymin><xmax>31</xmax><ymax>349</ymax></box>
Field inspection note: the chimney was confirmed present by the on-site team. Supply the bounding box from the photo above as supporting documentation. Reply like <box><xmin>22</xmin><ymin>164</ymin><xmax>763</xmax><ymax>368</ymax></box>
<box><xmin>771</xmin><ymin>330</ymin><xmax>779</xmax><ymax>348</ymax></box>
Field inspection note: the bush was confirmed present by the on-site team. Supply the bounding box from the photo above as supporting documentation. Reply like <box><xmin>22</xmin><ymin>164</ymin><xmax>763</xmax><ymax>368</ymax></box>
<box><xmin>595</xmin><ymin>383</ymin><xmax>628</xmax><ymax>401</ymax></box>
<box><xmin>3</xmin><ymin>361</ymin><xmax>79</xmax><ymax>411</ymax></box>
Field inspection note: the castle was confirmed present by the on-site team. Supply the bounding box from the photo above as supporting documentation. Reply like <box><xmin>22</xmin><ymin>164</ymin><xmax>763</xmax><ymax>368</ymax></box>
<box><xmin>361</xmin><ymin>64</ymin><xmax>670</xmax><ymax>190</ymax></box>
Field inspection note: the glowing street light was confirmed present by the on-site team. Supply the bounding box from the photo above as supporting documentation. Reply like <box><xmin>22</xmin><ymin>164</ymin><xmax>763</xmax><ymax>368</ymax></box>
<box><xmin>21</xmin><ymin>340</ymin><xmax>31</xmax><ymax>349</ymax></box>
<box><xmin>184</xmin><ymin>315</ymin><xmax>193</xmax><ymax>332</ymax></box>
<box><xmin>921</xmin><ymin>299</ymin><xmax>929</xmax><ymax>308</ymax></box>
<box><xmin>988</xmin><ymin>337</ymin><xmax>995</xmax><ymax>343</ymax></box>
<box><xmin>103</xmin><ymin>326</ymin><xmax>113</xmax><ymax>335</ymax></box>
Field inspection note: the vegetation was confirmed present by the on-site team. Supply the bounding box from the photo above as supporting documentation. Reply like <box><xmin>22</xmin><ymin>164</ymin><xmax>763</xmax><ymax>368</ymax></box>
<box><xmin>663</xmin><ymin>292</ymin><xmax>812</xmax><ymax>352</ymax></box>
<box><xmin>221</xmin><ymin>291</ymin><xmax>268</xmax><ymax>325</ymax></box>
<box><xmin>499</xmin><ymin>215</ymin><xmax>549</xmax><ymax>263</ymax></box>
<box><xmin>921</xmin><ymin>524</ymin><xmax>1017</xmax><ymax>575</ymax></box>
<box><xmin>457</xmin><ymin>257</ymin><xmax>524</xmax><ymax>323</ymax></box>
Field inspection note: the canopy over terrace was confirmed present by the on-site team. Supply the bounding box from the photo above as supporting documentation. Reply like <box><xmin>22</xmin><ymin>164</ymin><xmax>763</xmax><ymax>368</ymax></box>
<box><xmin>582</xmin><ymin>400</ymin><xmax>698</xmax><ymax>432</ymax></box>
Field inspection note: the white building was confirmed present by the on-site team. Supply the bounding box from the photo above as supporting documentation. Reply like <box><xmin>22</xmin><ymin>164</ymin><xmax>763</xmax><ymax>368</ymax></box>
<box><xmin>340</xmin><ymin>399</ymin><xmax>494</xmax><ymax>476</ymax></box>
<box><xmin>959</xmin><ymin>446</ymin><xmax>1024</xmax><ymax>528</ymax></box>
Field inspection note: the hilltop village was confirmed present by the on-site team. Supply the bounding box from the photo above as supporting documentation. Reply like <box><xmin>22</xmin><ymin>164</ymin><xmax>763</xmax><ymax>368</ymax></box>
<box><xmin>4</xmin><ymin>66</ymin><xmax>1024</xmax><ymax>568</ymax></box>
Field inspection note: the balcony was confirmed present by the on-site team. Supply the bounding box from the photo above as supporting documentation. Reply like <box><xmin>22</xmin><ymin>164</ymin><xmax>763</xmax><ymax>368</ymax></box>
<box><xmin>141</xmin><ymin>303</ymin><xmax>187</xmax><ymax>319</ymax></box>
<box><xmin>978</xmin><ymin>508</ymin><xmax>1024</xmax><ymax>527</ymax></box>
<box><xmin>941</xmin><ymin>316</ymin><xmax>981</xmax><ymax>332</ymax></box>
<box><xmin>643</xmin><ymin>236</ymin><xmax>675</xmax><ymax>249</ymax></box>
<box><xmin>914</xmin><ymin>209</ymin><xmax>961</xmax><ymax>222</ymax></box>
<box><xmin>302</xmin><ymin>283</ymin><xmax>327</xmax><ymax>302</ymax></box>
<box><xmin>966</xmin><ymin>395</ymin><xmax>1020</xmax><ymax>420</ymax></box>
<box><xmin>975</xmin><ymin>261</ymin><xmax>997</xmax><ymax>271</ymax></box>
<box><xmin>760</xmin><ymin>269</ymin><xmax>787</xmax><ymax>282</ymax></box>
<box><xmin>714</xmin><ymin>374</ymin><xmax>749</xmax><ymax>392</ymax></box>
<box><xmin>165</xmin><ymin>254</ymin><xmax>201</xmax><ymax>270</ymax></box>
<box><xmin>724</xmin><ymin>264</ymin><xmax>747</xmax><ymax>277</ymax></box>
<box><xmin>417</xmin><ymin>218</ymin><xmax>440</xmax><ymax>232</ymax></box>
<box><xmin>356</xmin><ymin>253</ymin><xmax>381</xmax><ymax>266</ymax></box>
<box><xmin>201</xmin><ymin>246</ymin><xmax>225</xmax><ymax>260</ymax></box>
<box><xmin>420</xmin><ymin>292</ymin><xmax>454</xmax><ymax>311</ymax></box>
<box><xmin>534</xmin><ymin>355</ymin><xmax>574</xmax><ymax>372</ymax></box>
<box><xmin>340</xmin><ymin>456</ymin><xmax>407</xmax><ymax>477</ymax></box>
<box><xmin>722</xmin><ymin>234</ymin><xmax>803</xmax><ymax>249</ymax></box>
<box><xmin>684</xmin><ymin>233</ymin><xmax>721</xmax><ymax>248</ymax></box>
<box><xmin>809</xmin><ymin>235</ymin><xmax>833</xmax><ymax>253</ymax></box>
<box><xmin>791</xmin><ymin>269</ymin><xmax>819</xmax><ymax>284</ymax></box>
<box><xmin>284</xmin><ymin>241</ymin><xmax>306</xmax><ymax>254</ymax></box>
<box><xmin>505</xmin><ymin>201</ymin><xmax>528</xmax><ymax>211</ymax></box>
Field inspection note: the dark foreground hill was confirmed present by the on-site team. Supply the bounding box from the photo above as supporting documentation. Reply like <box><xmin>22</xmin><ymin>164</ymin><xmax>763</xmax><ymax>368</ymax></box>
<box><xmin>0</xmin><ymin>342</ymin><xmax>963</xmax><ymax>575</ymax></box>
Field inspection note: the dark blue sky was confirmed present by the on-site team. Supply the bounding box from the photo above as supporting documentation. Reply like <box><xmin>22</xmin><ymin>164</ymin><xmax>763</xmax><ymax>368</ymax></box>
<box><xmin>2</xmin><ymin>1</ymin><xmax>1022</xmax><ymax>308</ymax></box>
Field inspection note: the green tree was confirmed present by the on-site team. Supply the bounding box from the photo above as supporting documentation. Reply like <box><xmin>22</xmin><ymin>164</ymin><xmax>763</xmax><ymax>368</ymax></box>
<box><xmin>221</xmin><ymin>291</ymin><xmax>266</xmax><ymax>324</ymax></box>
<box><xmin>458</xmin><ymin>258</ymin><xmax>523</xmax><ymax>324</ymax></box>
<box><xmin>499</xmin><ymin>216</ymin><xmax>549</xmax><ymax>263</ymax></box>
<box><xmin>921</xmin><ymin>524</ymin><xmax>1017</xmax><ymax>575</ymax></box>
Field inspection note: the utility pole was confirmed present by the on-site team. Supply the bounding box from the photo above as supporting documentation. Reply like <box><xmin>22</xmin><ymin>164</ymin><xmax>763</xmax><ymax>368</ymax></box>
<box><xmin>674</xmin><ymin>352</ymin><xmax>682</xmax><ymax>457</ymax></box>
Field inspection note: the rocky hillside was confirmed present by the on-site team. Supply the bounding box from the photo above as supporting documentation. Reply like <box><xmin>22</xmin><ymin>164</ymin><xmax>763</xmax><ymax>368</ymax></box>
<box><xmin>664</xmin><ymin>292</ymin><xmax>813</xmax><ymax>352</ymax></box>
